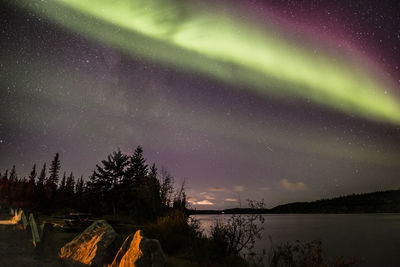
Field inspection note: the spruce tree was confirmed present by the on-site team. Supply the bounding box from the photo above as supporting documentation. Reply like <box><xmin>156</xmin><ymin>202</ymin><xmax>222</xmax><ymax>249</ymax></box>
<box><xmin>66</xmin><ymin>172</ymin><xmax>75</xmax><ymax>196</ymax></box>
<box><xmin>9</xmin><ymin>165</ymin><xmax>17</xmax><ymax>181</ymax></box>
<box><xmin>75</xmin><ymin>175</ymin><xmax>84</xmax><ymax>195</ymax></box>
<box><xmin>29</xmin><ymin>164</ymin><xmax>37</xmax><ymax>184</ymax></box>
<box><xmin>94</xmin><ymin>149</ymin><xmax>128</xmax><ymax>216</ymax></box>
<box><xmin>60</xmin><ymin>172</ymin><xmax>66</xmax><ymax>191</ymax></box>
<box><xmin>1</xmin><ymin>169</ymin><xmax>8</xmax><ymax>183</ymax></box>
<box><xmin>48</xmin><ymin>152</ymin><xmax>61</xmax><ymax>186</ymax></box>
<box><xmin>38</xmin><ymin>163</ymin><xmax>46</xmax><ymax>187</ymax></box>
<box><xmin>95</xmin><ymin>148</ymin><xmax>128</xmax><ymax>188</ymax></box>
<box><xmin>126</xmin><ymin>146</ymin><xmax>148</xmax><ymax>181</ymax></box>
<box><xmin>27</xmin><ymin>164</ymin><xmax>37</xmax><ymax>202</ymax></box>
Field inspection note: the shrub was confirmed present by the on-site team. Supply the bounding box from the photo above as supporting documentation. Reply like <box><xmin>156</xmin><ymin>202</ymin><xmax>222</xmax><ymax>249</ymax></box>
<box><xmin>145</xmin><ymin>209</ymin><xmax>200</xmax><ymax>254</ymax></box>
<box><xmin>210</xmin><ymin>200</ymin><xmax>265</xmax><ymax>256</ymax></box>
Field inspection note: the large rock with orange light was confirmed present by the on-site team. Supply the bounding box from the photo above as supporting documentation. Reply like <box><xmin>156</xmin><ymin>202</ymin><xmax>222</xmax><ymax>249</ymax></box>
<box><xmin>59</xmin><ymin>220</ymin><xmax>119</xmax><ymax>266</ymax></box>
<box><xmin>110</xmin><ymin>230</ymin><xmax>166</xmax><ymax>267</ymax></box>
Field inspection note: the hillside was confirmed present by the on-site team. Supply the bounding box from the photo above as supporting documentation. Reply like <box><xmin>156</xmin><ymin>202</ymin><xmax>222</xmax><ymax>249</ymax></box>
<box><xmin>270</xmin><ymin>189</ymin><xmax>400</xmax><ymax>213</ymax></box>
<box><xmin>190</xmin><ymin>189</ymin><xmax>400</xmax><ymax>214</ymax></box>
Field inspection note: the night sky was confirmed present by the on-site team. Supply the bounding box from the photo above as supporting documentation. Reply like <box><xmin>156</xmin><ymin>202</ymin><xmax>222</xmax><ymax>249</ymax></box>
<box><xmin>1</xmin><ymin>0</ymin><xmax>400</xmax><ymax>209</ymax></box>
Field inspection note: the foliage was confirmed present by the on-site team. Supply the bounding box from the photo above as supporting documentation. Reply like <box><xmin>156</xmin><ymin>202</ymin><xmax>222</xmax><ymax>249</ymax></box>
<box><xmin>210</xmin><ymin>199</ymin><xmax>266</xmax><ymax>255</ymax></box>
<box><xmin>145</xmin><ymin>210</ymin><xmax>200</xmax><ymax>254</ymax></box>
<box><xmin>0</xmin><ymin>146</ymin><xmax>187</xmax><ymax>221</ymax></box>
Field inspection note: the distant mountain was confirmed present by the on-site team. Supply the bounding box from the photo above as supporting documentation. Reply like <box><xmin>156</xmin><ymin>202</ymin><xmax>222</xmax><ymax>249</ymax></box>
<box><xmin>189</xmin><ymin>189</ymin><xmax>400</xmax><ymax>214</ymax></box>
<box><xmin>270</xmin><ymin>189</ymin><xmax>400</xmax><ymax>214</ymax></box>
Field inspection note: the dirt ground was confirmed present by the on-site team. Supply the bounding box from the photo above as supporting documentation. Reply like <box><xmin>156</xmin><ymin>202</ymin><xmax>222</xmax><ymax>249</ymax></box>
<box><xmin>0</xmin><ymin>213</ymin><xmax>84</xmax><ymax>267</ymax></box>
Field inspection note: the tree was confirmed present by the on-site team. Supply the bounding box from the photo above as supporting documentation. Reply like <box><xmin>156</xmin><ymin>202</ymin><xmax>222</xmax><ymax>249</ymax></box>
<box><xmin>65</xmin><ymin>172</ymin><xmax>75</xmax><ymax>196</ymax></box>
<box><xmin>160</xmin><ymin>167</ymin><xmax>174</xmax><ymax>210</ymax></box>
<box><xmin>37</xmin><ymin>163</ymin><xmax>46</xmax><ymax>187</ymax></box>
<box><xmin>95</xmin><ymin>149</ymin><xmax>128</xmax><ymax>188</ymax></box>
<box><xmin>125</xmin><ymin>146</ymin><xmax>148</xmax><ymax>182</ymax></box>
<box><xmin>29</xmin><ymin>164</ymin><xmax>37</xmax><ymax>184</ymax></box>
<box><xmin>173</xmin><ymin>179</ymin><xmax>187</xmax><ymax>211</ymax></box>
<box><xmin>46</xmin><ymin>153</ymin><xmax>61</xmax><ymax>194</ymax></box>
<box><xmin>27</xmin><ymin>164</ymin><xmax>37</xmax><ymax>203</ymax></box>
<box><xmin>211</xmin><ymin>199</ymin><xmax>265</xmax><ymax>255</ymax></box>
<box><xmin>74</xmin><ymin>176</ymin><xmax>85</xmax><ymax>210</ymax></box>
<box><xmin>1</xmin><ymin>169</ymin><xmax>8</xmax><ymax>183</ymax></box>
<box><xmin>75</xmin><ymin>175</ymin><xmax>84</xmax><ymax>196</ymax></box>
<box><xmin>59</xmin><ymin>172</ymin><xmax>66</xmax><ymax>191</ymax></box>
<box><xmin>36</xmin><ymin>163</ymin><xmax>47</xmax><ymax>206</ymax></box>
<box><xmin>93</xmin><ymin>149</ymin><xmax>129</xmax><ymax>216</ymax></box>
<box><xmin>9</xmin><ymin>165</ymin><xmax>17</xmax><ymax>182</ymax></box>
<box><xmin>0</xmin><ymin>170</ymin><xmax>9</xmax><ymax>201</ymax></box>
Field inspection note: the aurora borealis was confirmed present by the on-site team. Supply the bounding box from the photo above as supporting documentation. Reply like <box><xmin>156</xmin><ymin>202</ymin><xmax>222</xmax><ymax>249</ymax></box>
<box><xmin>12</xmin><ymin>0</ymin><xmax>400</xmax><ymax>124</ymax></box>
<box><xmin>1</xmin><ymin>0</ymin><xmax>400</xmax><ymax>208</ymax></box>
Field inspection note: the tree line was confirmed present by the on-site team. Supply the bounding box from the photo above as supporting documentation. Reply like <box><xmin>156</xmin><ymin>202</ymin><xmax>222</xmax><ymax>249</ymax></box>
<box><xmin>0</xmin><ymin>146</ymin><xmax>187</xmax><ymax>221</ymax></box>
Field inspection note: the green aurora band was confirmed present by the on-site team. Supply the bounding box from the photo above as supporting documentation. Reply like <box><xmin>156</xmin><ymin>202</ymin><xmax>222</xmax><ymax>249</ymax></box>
<box><xmin>13</xmin><ymin>0</ymin><xmax>400</xmax><ymax>124</ymax></box>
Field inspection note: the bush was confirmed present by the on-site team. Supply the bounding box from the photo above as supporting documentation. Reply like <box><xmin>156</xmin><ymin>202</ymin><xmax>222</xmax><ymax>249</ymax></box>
<box><xmin>210</xmin><ymin>200</ymin><xmax>265</xmax><ymax>256</ymax></box>
<box><xmin>145</xmin><ymin>209</ymin><xmax>200</xmax><ymax>254</ymax></box>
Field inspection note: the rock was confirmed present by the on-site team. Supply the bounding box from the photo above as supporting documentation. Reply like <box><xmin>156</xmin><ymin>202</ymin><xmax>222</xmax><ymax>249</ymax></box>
<box><xmin>110</xmin><ymin>230</ymin><xmax>166</xmax><ymax>267</ymax></box>
<box><xmin>59</xmin><ymin>220</ymin><xmax>119</xmax><ymax>266</ymax></box>
<box><xmin>21</xmin><ymin>210</ymin><xmax>28</xmax><ymax>229</ymax></box>
<box><xmin>29</xmin><ymin>213</ymin><xmax>40</xmax><ymax>246</ymax></box>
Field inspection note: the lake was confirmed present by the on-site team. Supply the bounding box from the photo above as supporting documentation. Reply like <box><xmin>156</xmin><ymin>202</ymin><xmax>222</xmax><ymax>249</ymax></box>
<box><xmin>191</xmin><ymin>213</ymin><xmax>400</xmax><ymax>267</ymax></box>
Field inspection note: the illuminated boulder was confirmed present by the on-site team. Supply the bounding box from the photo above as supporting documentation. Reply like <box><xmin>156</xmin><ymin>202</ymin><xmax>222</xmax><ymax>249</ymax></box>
<box><xmin>110</xmin><ymin>230</ymin><xmax>166</xmax><ymax>267</ymax></box>
<box><xmin>59</xmin><ymin>220</ymin><xmax>119</xmax><ymax>266</ymax></box>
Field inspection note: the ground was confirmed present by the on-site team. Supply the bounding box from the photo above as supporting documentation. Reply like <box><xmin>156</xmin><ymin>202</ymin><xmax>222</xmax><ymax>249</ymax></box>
<box><xmin>0</xmin><ymin>212</ymin><xmax>84</xmax><ymax>267</ymax></box>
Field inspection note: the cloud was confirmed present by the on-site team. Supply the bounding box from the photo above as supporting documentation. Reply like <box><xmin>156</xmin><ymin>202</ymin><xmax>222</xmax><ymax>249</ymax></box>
<box><xmin>260</xmin><ymin>186</ymin><xmax>270</xmax><ymax>191</ymax></box>
<box><xmin>187</xmin><ymin>197</ymin><xmax>197</xmax><ymax>204</ymax></box>
<box><xmin>224</xmin><ymin>198</ymin><xmax>238</xmax><ymax>202</ymax></box>
<box><xmin>209</xmin><ymin>187</ymin><xmax>226</xmax><ymax>192</ymax></box>
<box><xmin>281</xmin><ymin>179</ymin><xmax>307</xmax><ymax>191</ymax></box>
<box><xmin>195</xmin><ymin>200</ymin><xmax>214</xmax><ymax>205</ymax></box>
<box><xmin>200</xmin><ymin>192</ymin><xmax>215</xmax><ymax>200</ymax></box>
<box><xmin>233</xmin><ymin>185</ymin><xmax>245</xmax><ymax>192</ymax></box>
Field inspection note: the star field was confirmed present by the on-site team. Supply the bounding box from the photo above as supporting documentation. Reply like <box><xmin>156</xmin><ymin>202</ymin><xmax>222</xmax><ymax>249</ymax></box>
<box><xmin>1</xmin><ymin>0</ymin><xmax>399</xmax><ymax>209</ymax></box>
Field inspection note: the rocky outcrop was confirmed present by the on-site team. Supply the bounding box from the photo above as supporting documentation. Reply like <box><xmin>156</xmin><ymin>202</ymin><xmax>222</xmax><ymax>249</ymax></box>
<box><xmin>0</xmin><ymin>209</ymin><xmax>22</xmax><ymax>225</ymax></box>
<box><xmin>59</xmin><ymin>220</ymin><xmax>119</xmax><ymax>266</ymax></box>
<box><xmin>110</xmin><ymin>230</ymin><xmax>166</xmax><ymax>267</ymax></box>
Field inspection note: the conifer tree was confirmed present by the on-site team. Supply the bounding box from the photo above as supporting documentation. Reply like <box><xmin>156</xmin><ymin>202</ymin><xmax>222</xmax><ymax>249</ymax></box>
<box><xmin>60</xmin><ymin>172</ymin><xmax>66</xmax><ymax>191</ymax></box>
<box><xmin>66</xmin><ymin>172</ymin><xmax>75</xmax><ymax>196</ymax></box>
<box><xmin>1</xmin><ymin>170</ymin><xmax>8</xmax><ymax>183</ymax></box>
<box><xmin>36</xmin><ymin>163</ymin><xmax>47</xmax><ymax>206</ymax></box>
<box><xmin>27</xmin><ymin>164</ymin><xmax>37</xmax><ymax>202</ymax></box>
<box><xmin>37</xmin><ymin>163</ymin><xmax>46</xmax><ymax>188</ymax></box>
<box><xmin>75</xmin><ymin>175</ymin><xmax>84</xmax><ymax>195</ymax></box>
<box><xmin>126</xmin><ymin>146</ymin><xmax>148</xmax><ymax>181</ymax></box>
<box><xmin>9</xmin><ymin>165</ymin><xmax>17</xmax><ymax>182</ymax></box>
<box><xmin>48</xmin><ymin>153</ymin><xmax>61</xmax><ymax>188</ymax></box>
<box><xmin>93</xmin><ymin>149</ymin><xmax>129</xmax><ymax>216</ymax></box>
<box><xmin>29</xmin><ymin>164</ymin><xmax>37</xmax><ymax>184</ymax></box>
<box><xmin>95</xmin><ymin>149</ymin><xmax>128</xmax><ymax>188</ymax></box>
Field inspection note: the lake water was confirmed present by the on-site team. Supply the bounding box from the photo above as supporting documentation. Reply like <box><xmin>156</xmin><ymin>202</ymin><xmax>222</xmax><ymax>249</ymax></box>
<box><xmin>191</xmin><ymin>214</ymin><xmax>400</xmax><ymax>267</ymax></box>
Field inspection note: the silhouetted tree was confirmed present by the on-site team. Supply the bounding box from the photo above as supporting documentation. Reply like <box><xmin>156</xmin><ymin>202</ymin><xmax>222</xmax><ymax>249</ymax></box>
<box><xmin>59</xmin><ymin>172</ymin><xmax>66</xmax><ymax>191</ymax></box>
<box><xmin>173</xmin><ymin>179</ymin><xmax>187</xmax><ymax>211</ymax></box>
<box><xmin>160</xmin><ymin>167</ymin><xmax>174</xmax><ymax>211</ymax></box>
<box><xmin>26</xmin><ymin>164</ymin><xmax>37</xmax><ymax>204</ymax></box>
<box><xmin>9</xmin><ymin>165</ymin><xmax>17</xmax><ymax>182</ymax></box>
<box><xmin>36</xmin><ymin>163</ymin><xmax>47</xmax><ymax>206</ymax></box>
<box><xmin>93</xmin><ymin>149</ymin><xmax>129</xmax><ymax>216</ymax></box>
<box><xmin>45</xmin><ymin>153</ymin><xmax>61</xmax><ymax>199</ymax></box>
<box><xmin>0</xmin><ymin>146</ymin><xmax>189</xmax><ymax>220</ymax></box>
<box><xmin>126</xmin><ymin>146</ymin><xmax>148</xmax><ymax>182</ymax></box>
<box><xmin>29</xmin><ymin>164</ymin><xmax>37</xmax><ymax>184</ymax></box>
